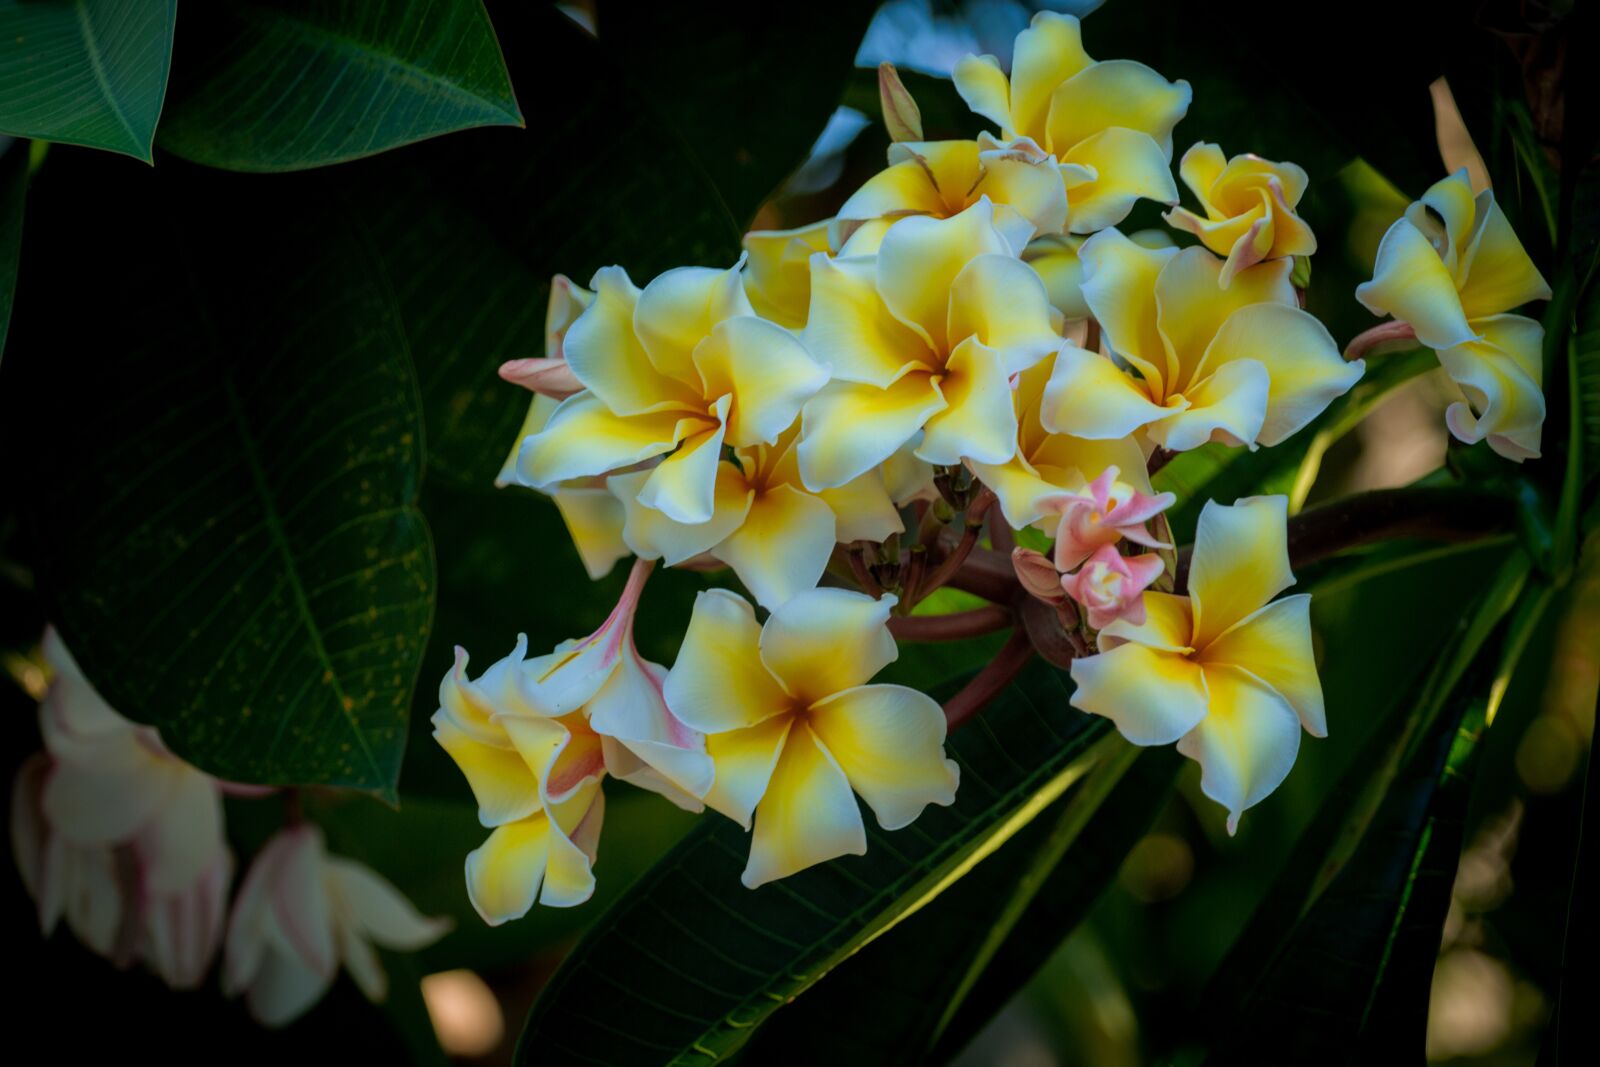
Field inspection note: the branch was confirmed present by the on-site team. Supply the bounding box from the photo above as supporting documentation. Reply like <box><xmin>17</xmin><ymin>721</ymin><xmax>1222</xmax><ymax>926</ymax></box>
<box><xmin>915</xmin><ymin>489</ymin><xmax>995</xmax><ymax>603</ymax></box>
<box><xmin>889</xmin><ymin>604</ymin><xmax>1014</xmax><ymax>642</ymax></box>
<box><xmin>945</xmin><ymin>545</ymin><xmax>1019</xmax><ymax>603</ymax></box>
<box><xmin>944</xmin><ymin>628</ymin><xmax>1035</xmax><ymax>730</ymax></box>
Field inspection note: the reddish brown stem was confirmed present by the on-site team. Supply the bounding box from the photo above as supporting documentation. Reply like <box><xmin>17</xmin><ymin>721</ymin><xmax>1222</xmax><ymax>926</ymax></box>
<box><xmin>889</xmin><ymin>604</ymin><xmax>1014</xmax><ymax>642</ymax></box>
<box><xmin>846</xmin><ymin>545</ymin><xmax>884</xmax><ymax>598</ymax></box>
<box><xmin>944</xmin><ymin>628</ymin><xmax>1035</xmax><ymax>730</ymax></box>
<box><xmin>914</xmin><ymin>489</ymin><xmax>995</xmax><ymax>605</ymax></box>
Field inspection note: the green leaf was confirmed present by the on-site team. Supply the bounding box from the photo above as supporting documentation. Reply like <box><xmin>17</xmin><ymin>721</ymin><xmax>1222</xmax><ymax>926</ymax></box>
<box><xmin>327</xmin><ymin>1</ymin><xmax>872</xmax><ymax>487</ymax></box>
<box><xmin>516</xmin><ymin>660</ymin><xmax>1112</xmax><ymax>1066</ymax></box>
<box><xmin>6</xmin><ymin>150</ymin><xmax>433</xmax><ymax>798</ymax></box>
<box><xmin>156</xmin><ymin>0</ymin><xmax>522</xmax><ymax>172</ymax></box>
<box><xmin>0</xmin><ymin>0</ymin><xmax>175</xmax><ymax>161</ymax></box>
<box><xmin>0</xmin><ymin>138</ymin><xmax>25</xmax><ymax>364</ymax></box>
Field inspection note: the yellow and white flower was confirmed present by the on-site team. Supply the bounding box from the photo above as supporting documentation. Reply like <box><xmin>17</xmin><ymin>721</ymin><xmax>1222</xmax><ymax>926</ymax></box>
<box><xmin>742</xmin><ymin>221</ymin><xmax>832</xmax><ymax>329</ymax></box>
<box><xmin>1070</xmin><ymin>496</ymin><xmax>1325</xmax><ymax>832</ymax></box>
<box><xmin>1164</xmin><ymin>142</ymin><xmax>1318</xmax><ymax>286</ymax></box>
<box><xmin>1354</xmin><ymin>169</ymin><xmax>1551</xmax><ymax>460</ymax></box>
<box><xmin>519</xmin><ymin>262</ymin><xmax>829</xmax><ymax>524</ymax></box>
<box><xmin>953</xmin><ymin>11</ymin><xmax>1190</xmax><ymax>233</ymax></box>
<box><xmin>223</xmin><ymin>825</ymin><xmax>449</xmax><ymax>1026</ymax></box>
<box><xmin>1043</xmin><ymin>229</ymin><xmax>1363</xmax><ymax>451</ymax></box>
<box><xmin>663</xmin><ymin>588</ymin><xmax>959</xmax><ymax>887</ymax></box>
<box><xmin>798</xmin><ymin>199</ymin><xmax>1059</xmax><ymax>489</ymax></box>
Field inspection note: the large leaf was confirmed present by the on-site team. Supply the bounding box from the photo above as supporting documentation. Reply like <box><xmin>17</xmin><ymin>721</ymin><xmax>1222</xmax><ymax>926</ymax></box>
<box><xmin>0</xmin><ymin>138</ymin><xmax>24</xmax><ymax>364</ymax></box>
<box><xmin>4</xmin><ymin>149</ymin><xmax>433</xmax><ymax>798</ymax></box>
<box><xmin>516</xmin><ymin>660</ymin><xmax>1113</xmax><ymax>1066</ymax></box>
<box><xmin>0</xmin><ymin>0</ymin><xmax>176</xmax><ymax>161</ymax></box>
<box><xmin>156</xmin><ymin>0</ymin><xmax>522</xmax><ymax>172</ymax></box>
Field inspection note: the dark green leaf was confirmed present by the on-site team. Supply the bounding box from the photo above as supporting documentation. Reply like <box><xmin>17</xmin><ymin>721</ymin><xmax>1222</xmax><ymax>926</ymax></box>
<box><xmin>0</xmin><ymin>0</ymin><xmax>176</xmax><ymax>161</ymax></box>
<box><xmin>157</xmin><ymin>0</ymin><xmax>522</xmax><ymax>172</ymax></box>
<box><xmin>516</xmin><ymin>660</ymin><xmax>1112</xmax><ymax>1067</ymax></box>
<box><xmin>0</xmin><ymin>138</ymin><xmax>24</xmax><ymax>363</ymax></box>
<box><xmin>6</xmin><ymin>149</ymin><xmax>433</xmax><ymax>798</ymax></box>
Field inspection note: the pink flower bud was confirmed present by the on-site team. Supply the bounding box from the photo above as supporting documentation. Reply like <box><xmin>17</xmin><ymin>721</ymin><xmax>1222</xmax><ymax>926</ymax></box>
<box><xmin>1011</xmin><ymin>546</ymin><xmax>1066</xmax><ymax>604</ymax></box>
<box><xmin>497</xmin><ymin>356</ymin><xmax>584</xmax><ymax>399</ymax></box>
<box><xmin>1045</xmin><ymin>466</ymin><xmax>1175</xmax><ymax>572</ymax></box>
<box><xmin>1060</xmin><ymin>547</ymin><xmax>1166</xmax><ymax>630</ymax></box>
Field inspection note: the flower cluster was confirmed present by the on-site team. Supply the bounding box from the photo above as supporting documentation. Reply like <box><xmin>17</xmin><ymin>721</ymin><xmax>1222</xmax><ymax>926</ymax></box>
<box><xmin>439</xmin><ymin>11</ymin><xmax>1553</xmax><ymax>918</ymax></box>
<box><xmin>9</xmin><ymin>630</ymin><xmax>448</xmax><ymax>1027</ymax></box>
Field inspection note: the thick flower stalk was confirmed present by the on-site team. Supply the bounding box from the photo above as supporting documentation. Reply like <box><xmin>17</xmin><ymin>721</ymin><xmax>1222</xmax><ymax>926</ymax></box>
<box><xmin>953</xmin><ymin>11</ymin><xmax>1191</xmax><ymax>233</ymax></box>
<box><xmin>223</xmin><ymin>824</ymin><xmax>449</xmax><ymax>1026</ymax></box>
<box><xmin>9</xmin><ymin>630</ymin><xmax>234</xmax><ymax>989</ymax></box>
<box><xmin>1353</xmin><ymin>169</ymin><xmax>1552</xmax><ymax>460</ymax></box>
<box><xmin>1164</xmin><ymin>142</ymin><xmax>1318</xmax><ymax>285</ymax></box>
<box><xmin>1044</xmin><ymin>229</ymin><xmax>1364</xmax><ymax>451</ymax></box>
<box><xmin>799</xmin><ymin>198</ymin><xmax>1059</xmax><ymax>488</ymax></box>
<box><xmin>1069</xmin><ymin>497</ymin><xmax>1325</xmax><ymax>832</ymax></box>
<box><xmin>663</xmin><ymin>588</ymin><xmax>959</xmax><ymax>887</ymax></box>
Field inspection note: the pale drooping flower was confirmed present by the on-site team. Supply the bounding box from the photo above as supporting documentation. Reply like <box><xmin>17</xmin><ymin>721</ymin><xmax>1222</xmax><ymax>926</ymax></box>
<box><xmin>1070</xmin><ymin>497</ymin><xmax>1325</xmax><ymax>832</ymax></box>
<box><xmin>663</xmin><ymin>588</ymin><xmax>958</xmax><ymax>887</ymax></box>
<box><xmin>223</xmin><ymin>824</ymin><xmax>450</xmax><ymax>1026</ymax></box>
<box><xmin>1163</xmin><ymin>142</ymin><xmax>1318</xmax><ymax>286</ymax></box>
<box><xmin>10</xmin><ymin>629</ymin><xmax>234</xmax><ymax>989</ymax></box>
<box><xmin>1043</xmin><ymin>229</ymin><xmax>1364</xmax><ymax>451</ymax></box>
<box><xmin>953</xmin><ymin>11</ymin><xmax>1190</xmax><ymax>233</ymax></box>
<box><xmin>432</xmin><ymin>562</ymin><xmax>712</xmax><ymax>922</ymax></box>
<box><xmin>1354</xmin><ymin>169</ymin><xmax>1552</xmax><ymax>460</ymax></box>
<box><xmin>798</xmin><ymin>198</ymin><xmax>1060</xmax><ymax>489</ymax></box>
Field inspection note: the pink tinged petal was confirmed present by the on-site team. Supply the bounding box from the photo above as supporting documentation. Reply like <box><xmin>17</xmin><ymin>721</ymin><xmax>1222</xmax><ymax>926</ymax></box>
<box><xmin>797</xmin><ymin>373</ymin><xmax>947</xmax><ymax>491</ymax></box>
<box><xmin>1355</xmin><ymin>219</ymin><xmax>1478</xmax><ymax>350</ymax></box>
<box><xmin>266</xmin><ymin>826</ymin><xmax>338</xmax><ymax>980</ymax></box>
<box><xmin>918</xmin><ymin>338</ymin><xmax>1019</xmax><ymax>466</ymax></box>
<box><xmin>1154</xmin><ymin>246</ymin><xmax>1295</xmax><ymax>390</ymax></box>
<box><xmin>742</xmin><ymin>722</ymin><xmax>867</xmax><ymax>888</ymax></box>
<box><xmin>545</xmin><ymin>273</ymin><xmax>595</xmax><ymax>358</ymax></box>
<box><xmin>818</xmin><ymin>468</ymin><xmax>904</xmax><ymax>544</ymax></box>
<box><xmin>517</xmin><ymin>391</ymin><xmax>703</xmax><ymax>489</ymax></box>
<box><xmin>1199</xmin><ymin>303</ymin><xmax>1364</xmax><ymax>447</ymax></box>
<box><xmin>132</xmin><ymin>767</ymin><xmax>227</xmax><ymax>893</ymax></box>
<box><xmin>692</xmin><ymin>317</ymin><xmax>828</xmax><ymax>448</ymax></box>
<box><xmin>952</xmin><ymin>52</ymin><xmax>1012</xmax><ymax>131</ymax></box>
<box><xmin>704</xmin><ymin>714</ymin><xmax>794</xmax><ymax>829</ymax></box>
<box><xmin>1040</xmin><ymin>344</ymin><xmax>1172</xmax><ymax>440</ymax></box>
<box><xmin>497</xmin><ymin>357</ymin><xmax>584</xmax><ymax>400</ymax></box>
<box><xmin>1013</xmin><ymin>546</ymin><xmax>1067</xmax><ymax>603</ymax></box>
<box><xmin>562</xmin><ymin>268</ymin><xmax>705</xmax><ymax>414</ymax></box>
<box><xmin>1097</xmin><ymin>590</ymin><xmax>1196</xmax><ymax>654</ymax></box>
<box><xmin>808</xmin><ymin>684</ymin><xmax>960</xmax><ymax>830</ymax></box>
<box><xmin>603</xmin><ymin>734</ymin><xmax>709</xmax><ymax>813</ymax></box>
<box><xmin>143</xmin><ymin>853</ymin><xmax>231</xmax><ymax>989</ymax></box>
<box><xmin>947</xmin><ymin>253</ymin><xmax>1060</xmax><ymax>374</ymax></box>
<box><xmin>585</xmin><ymin>656</ymin><xmax>713</xmax><ymax>803</ymax></box>
<box><xmin>1188</xmin><ymin>496</ymin><xmax>1294</xmax><ymax>649</ymax></box>
<box><xmin>224</xmin><ymin>826</ymin><xmax>281</xmax><ymax>996</ymax></box>
<box><xmin>56</xmin><ymin>843</ymin><xmax>121</xmax><ymax>957</ymax></box>
<box><xmin>713</xmin><ymin>483</ymin><xmax>837</xmax><ymax>610</ymax></box>
<box><xmin>40</xmin><ymin>743</ymin><xmax>176</xmax><ymax>847</ymax></box>
<box><xmin>875</xmin><ymin>199</ymin><xmax>1012</xmax><ymax>352</ymax></box>
<box><xmin>1179</xmin><ymin>666</ymin><xmax>1303</xmax><ymax>834</ymax></box>
<box><xmin>1046</xmin><ymin>59</ymin><xmax>1191</xmax><ymax>158</ymax></box>
<box><xmin>326</xmin><ymin>857</ymin><xmax>451</xmax><ymax>950</ymax></box>
<box><xmin>1061</xmin><ymin>547</ymin><xmax>1165</xmax><ymax>630</ymax></box>
<box><xmin>1059</xmin><ymin>127</ymin><xmax>1182</xmax><ymax>234</ymax></box>
<box><xmin>610</xmin><ymin>464</ymin><xmax>754</xmax><ymax>566</ymax></box>
<box><xmin>1069</xmin><ymin>642</ymin><xmax>1209</xmax><ymax>746</ymax></box>
<box><xmin>1200</xmin><ymin>594</ymin><xmax>1325</xmax><ymax>737</ymax></box>
<box><xmin>335</xmin><ymin>918</ymin><xmax>387</xmax><ymax>1002</ymax></box>
<box><xmin>246</xmin><ymin>947</ymin><xmax>337</xmax><ymax>1027</ymax></box>
<box><xmin>551</xmin><ymin>487</ymin><xmax>631</xmax><ymax>581</ymax></box>
<box><xmin>802</xmin><ymin>254</ymin><xmax>934</xmax><ymax>387</ymax></box>
<box><xmin>499</xmin><ymin>714</ymin><xmax>603</xmax><ymax>806</ymax></box>
<box><xmin>1077</xmin><ymin>228</ymin><xmax>1176</xmax><ymax>389</ymax></box>
<box><xmin>1149</xmin><ymin>357</ymin><xmax>1269</xmax><ymax>451</ymax></box>
<box><xmin>636</xmin><ymin>400</ymin><xmax>731</xmax><ymax>525</ymax></box>
<box><xmin>664</xmin><ymin>589</ymin><xmax>794</xmax><ymax>735</ymax></box>
<box><xmin>634</xmin><ymin>263</ymin><xmax>754</xmax><ymax>387</ymax></box>
<box><xmin>759</xmin><ymin>587</ymin><xmax>900</xmax><ymax>705</ymax></box>
<box><xmin>1219</xmin><ymin>215</ymin><xmax>1272</xmax><ymax>287</ymax></box>
<box><xmin>1457</xmin><ymin>196</ymin><xmax>1552</xmax><ymax>318</ymax></box>
<box><xmin>10</xmin><ymin>754</ymin><xmax>52</xmax><ymax>907</ymax></box>
<box><xmin>1050</xmin><ymin>494</ymin><xmax>1122</xmax><ymax>572</ymax></box>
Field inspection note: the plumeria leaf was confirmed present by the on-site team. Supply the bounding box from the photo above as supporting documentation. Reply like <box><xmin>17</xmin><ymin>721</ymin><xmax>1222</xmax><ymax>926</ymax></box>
<box><xmin>516</xmin><ymin>660</ymin><xmax>1113</xmax><ymax>1065</ymax></box>
<box><xmin>0</xmin><ymin>0</ymin><xmax>176</xmax><ymax>161</ymax></box>
<box><xmin>0</xmin><ymin>139</ymin><xmax>24</xmax><ymax>364</ymax></box>
<box><xmin>156</xmin><ymin>0</ymin><xmax>522</xmax><ymax>172</ymax></box>
<box><xmin>5</xmin><ymin>149</ymin><xmax>432</xmax><ymax>799</ymax></box>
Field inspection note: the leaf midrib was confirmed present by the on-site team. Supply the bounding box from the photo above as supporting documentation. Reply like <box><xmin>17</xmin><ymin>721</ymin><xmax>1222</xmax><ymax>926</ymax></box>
<box><xmin>73</xmin><ymin>0</ymin><xmax>144</xmax><ymax>154</ymax></box>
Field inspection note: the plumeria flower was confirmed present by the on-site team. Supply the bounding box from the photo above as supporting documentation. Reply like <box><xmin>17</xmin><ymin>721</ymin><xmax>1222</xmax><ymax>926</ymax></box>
<box><xmin>953</xmin><ymin>11</ymin><xmax>1190</xmax><ymax>233</ymax></box>
<box><xmin>1060</xmin><ymin>545</ymin><xmax>1166</xmax><ymax>630</ymax></box>
<box><xmin>1164</xmin><ymin>142</ymin><xmax>1317</xmax><ymax>286</ymax></box>
<box><xmin>1354</xmin><ymin>169</ymin><xmax>1551</xmax><ymax>460</ymax></box>
<box><xmin>609</xmin><ymin>424</ymin><xmax>903</xmax><ymax>609</ymax></box>
<box><xmin>967</xmin><ymin>350</ymin><xmax>1153</xmax><ymax>532</ymax></box>
<box><xmin>663</xmin><ymin>588</ymin><xmax>959</xmax><ymax>887</ymax></box>
<box><xmin>223</xmin><ymin>825</ymin><xmax>450</xmax><ymax>1027</ymax></box>
<box><xmin>742</xmin><ymin>221</ymin><xmax>832</xmax><ymax>329</ymax></box>
<box><xmin>1043</xmin><ymin>465</ymin><xmax>1174</xmax><ymax>572</ymax></box>
<box><xmin>1070</xmin><ymin>496</ymin><xmax>1325</xmax><ymax>832</ymax></box>
<box><xmin>519</xmin><ymin>261</ymin><xmax>828</xmax><ymax>524</ymax></box>
<box><xmin>432</xmin><ymin>563</ymin><xmax>712</xmax><ymax>922</ymax></box>
<box><xmin>9</xmin><ymin>629</ymin><xmax>234</xmax><ymax>989</ymax></box>
<box><xmin>833</xmin><ymin>134</ymin><xmax>1069</xmax><ymax>254</ymax></box>
<box><xmin>798</xmin><ymin>198</ymin><xmax>1059</xmax><ymax>489</ymax></box>
<box><xmin>1044</xmin><ymin>229</ymin><xmax>1364</xmax><ymax>451</ymax></box>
